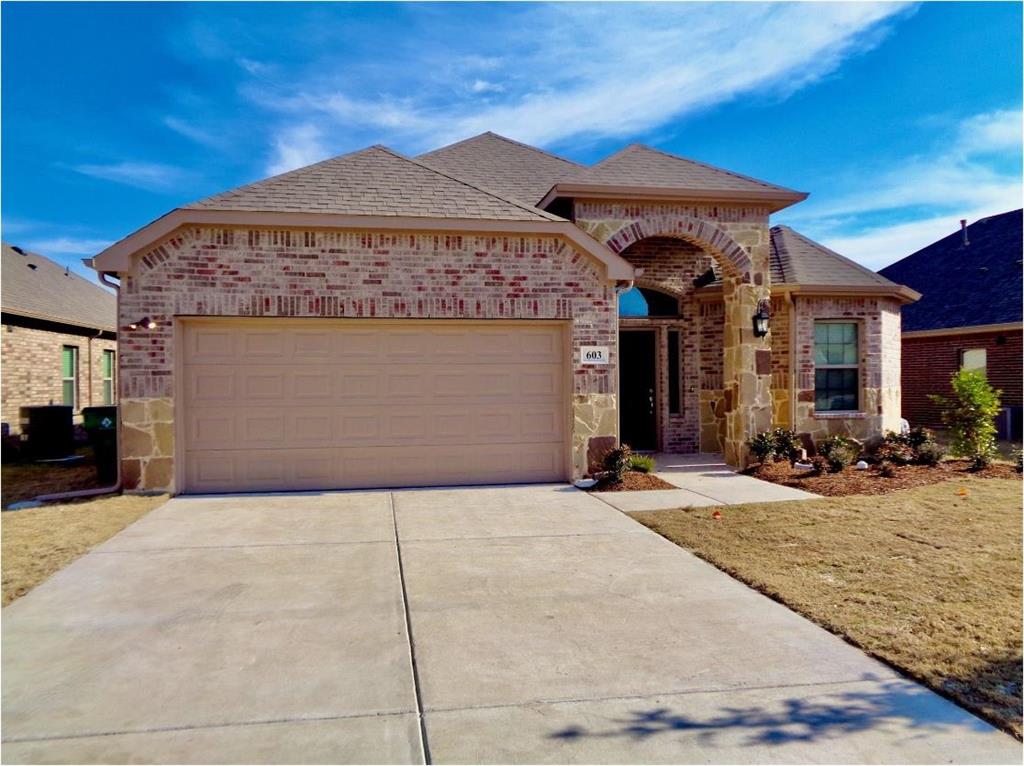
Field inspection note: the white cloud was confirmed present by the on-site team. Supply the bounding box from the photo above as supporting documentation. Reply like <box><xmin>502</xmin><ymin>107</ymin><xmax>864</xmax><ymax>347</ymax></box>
<box><xmin>21</xmin><ymin>236</ymin><xmax>112</xmax><ymax>256</ymax></box>
<box><xmin>248</xmin><ymin>2</ymin><xmax>910</xmax><ymax>155</ymax></box>
<box><xmin>784</xmin><ymin>107</ymin><xmax>1022</xmax><ymax>270</ymax></box>
<box><xmin>266</xmin><ymin>123</ymin><xmax>330</xmax><ymax>175</ymax></box>
<box><xmin>470</xmin><ymin>79</ymin><xmax>504</xmax><ymax>95</ymax></box>
<box><xmin>163</xmin><ymin>116</ymin><xmax>224</xmax><ymax>148</ymax></box>
<box><xmin>71</xmin><ymin>161</ymin><xmax>196</xmax><ymax>192</ymax></box>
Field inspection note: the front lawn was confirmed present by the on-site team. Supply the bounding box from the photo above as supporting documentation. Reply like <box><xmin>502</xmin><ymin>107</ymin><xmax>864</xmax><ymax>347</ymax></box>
<box><xmin>2</xmin><ymin>494</ymin><xmax>167</xmax><ymax>606</ymax></box>
<box><xmin>630</xmin><ymin>478</ymin><xmax>1023</xmax><ymax>738</ymax></box>
<box><xmin>1</xmin><ymin>450</ymin><xmax>103</xmax><ymax>509</ymax></box>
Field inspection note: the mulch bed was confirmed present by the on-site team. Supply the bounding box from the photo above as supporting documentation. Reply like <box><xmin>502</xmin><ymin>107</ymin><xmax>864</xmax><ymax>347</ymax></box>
<box><xmin>588</xmin><ymin>471</ymin><xmax>678</xmax><ymax>492</ymax></box>
<box><xmin>749</xmin><ymin>459</ymin><xmax>1021</xmax><ymax>497</ymax></box>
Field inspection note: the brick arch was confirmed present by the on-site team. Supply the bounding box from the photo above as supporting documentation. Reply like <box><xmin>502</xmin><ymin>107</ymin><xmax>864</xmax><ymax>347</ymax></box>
<box><xmin>603</xmin><ymin>214</ymin><xmax>753</xmax><ymax>282</ymax></box>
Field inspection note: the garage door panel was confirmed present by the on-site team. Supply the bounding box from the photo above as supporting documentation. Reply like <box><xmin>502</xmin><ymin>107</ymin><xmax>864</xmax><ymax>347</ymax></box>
<box><xmin>182</xmin><ymin>320</ymin><xmax>568</xmax><ymax>492</ymax></box>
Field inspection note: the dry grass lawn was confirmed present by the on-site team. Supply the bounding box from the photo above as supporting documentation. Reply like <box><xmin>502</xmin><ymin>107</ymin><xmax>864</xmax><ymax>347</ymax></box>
<box><xmin>2</xmin><ymin>494</ymin><xmax>167</xmax><ymax>606</ymax></box>
<box><xmin>2</xmin><ymin>456</ymin><xmax>103</xmax><ymax>509</ymax></box>
<box><xmin>630</xmin><ymin>478</ymin><xmax>1023</xmax><ymax>738</ymax></box>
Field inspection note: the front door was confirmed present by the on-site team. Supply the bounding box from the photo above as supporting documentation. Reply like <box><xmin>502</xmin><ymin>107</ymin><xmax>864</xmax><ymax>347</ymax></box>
<box><xmin>619</xmin><ymin>330</ymin><xmax>657</xmax><ymax>450</ymax></box>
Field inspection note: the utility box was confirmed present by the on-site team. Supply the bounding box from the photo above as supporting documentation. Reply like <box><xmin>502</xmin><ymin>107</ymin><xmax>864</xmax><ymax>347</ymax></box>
<box><xmin>82</xmin><ymin>406</ymin><xmax>118</xmax><ymax>484</ymax></box>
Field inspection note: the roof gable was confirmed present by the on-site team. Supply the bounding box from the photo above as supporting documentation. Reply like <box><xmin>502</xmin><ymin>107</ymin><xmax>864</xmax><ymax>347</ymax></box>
<box><xmin>185</xmin><ymin>145</ymin><xmax>560</xmax><ymax>222</ymax></box>
<box><xmin>549</xmin><ymin>144</ymin><xmax>806</xmax><ymax>207</ymax></box>
<box><xmin>878</xmin><ymin>209</ymin><xmax>1023</xmax><ymax>332</ymax></box>
<box><xmin>2</xmin><ymin>243</ymin><xmax>116</xmax><ymax>331</ymax></box>
<box><xmin>418</xmin><ymin>132</ymin><xmax>581</xmax><ymax>206</ymax></box>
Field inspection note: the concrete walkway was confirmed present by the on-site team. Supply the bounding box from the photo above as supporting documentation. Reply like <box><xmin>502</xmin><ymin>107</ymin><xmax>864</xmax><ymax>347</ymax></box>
<box><xmin>3</xmin><ymin>485</ymin><xmax>1018</xmax><ymax>764</ymax></box>
<box><xmin>594</xmin><ymin>452</ymin><xmax>819</xmax><ymax>512</ymax></box>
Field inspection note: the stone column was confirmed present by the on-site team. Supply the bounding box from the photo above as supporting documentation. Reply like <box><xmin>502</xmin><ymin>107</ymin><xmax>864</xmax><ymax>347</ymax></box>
<box><xmin>720</xmin><ymin>228</ymin><xmax>773</xmax><ymax>467</ymax></box>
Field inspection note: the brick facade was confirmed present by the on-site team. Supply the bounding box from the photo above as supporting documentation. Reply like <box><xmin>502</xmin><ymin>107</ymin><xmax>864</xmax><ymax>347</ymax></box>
<box><xmin>1</xmin><ymin>319</ymin><xmax>117</xmax><ymax>434</ymax></box>
<box><xmin>901</xmin><ymin>328</ymin><xmax>1023</xmax><ymax>428</ymax></box>
<box><xmin>118</xmin><ymin>226</ymin><xmax>618</xmax><ymax>491</ymax></box>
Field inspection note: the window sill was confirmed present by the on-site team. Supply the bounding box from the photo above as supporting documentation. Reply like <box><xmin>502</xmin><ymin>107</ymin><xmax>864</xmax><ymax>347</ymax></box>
<box><xmin>813</xmin><ymin>411</ymin><xmax>868</xmax><ymax>419</ymax></box>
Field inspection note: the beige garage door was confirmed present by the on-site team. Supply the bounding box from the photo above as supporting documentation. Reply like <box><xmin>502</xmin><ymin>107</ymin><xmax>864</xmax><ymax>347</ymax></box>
<box><xmin>181</xmin><ymin>319</ymin><xmax>569</xmax><ymax>493</ymax></box>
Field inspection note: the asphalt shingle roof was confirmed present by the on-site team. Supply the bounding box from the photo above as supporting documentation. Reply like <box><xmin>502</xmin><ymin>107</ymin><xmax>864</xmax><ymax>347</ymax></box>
<box><xmin>770</xmin><ymin>225</ymin><xmax>901</xmax><ymax>289</ymax></box>
<box><xmin>417</xmin><ymin>132</ymin><xmax>581</xmax><ymax>206</ymax></box>
<box><xmin>185</xmin><ymin>145</ymin><xmax>560</xmax><ymax>222</ymax></box>
<box><xmin>878</xmin><ymin>209</ymin><xmax>1023</xmax><ymax>332</ymax></box>
<box><xmin>559</xmin><ymin>143</ymin><xmax>802</xmax><ymax>197</ymax></box>
<box><xmin>2</xmin><ymin>243</ymin><xmax>116</xmax><ymax>331</ymax></box>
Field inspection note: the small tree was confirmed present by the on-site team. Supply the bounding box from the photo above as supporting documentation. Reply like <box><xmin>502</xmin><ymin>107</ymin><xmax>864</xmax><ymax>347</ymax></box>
<box><xmin>930</xmin><ymin>369</ymin><xmax>1002</xmax><ymax>470</ymax></box>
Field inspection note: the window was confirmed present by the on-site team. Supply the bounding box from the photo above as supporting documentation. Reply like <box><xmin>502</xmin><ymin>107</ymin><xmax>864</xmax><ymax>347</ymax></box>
<box><xmin>668</xmin><ymin>330</ymin><xmax>681</xmax><ymax>414</ymax></box>
<box><xmin>961</xmin><ymin>348</ymin><xmax>987</xmax><ymax>376</ymax></box>
<box><xmin>618</xmin><ymin>287</ymin><xmax>680</xmax><ymax>317</ymax></box>
<box><xmin>61</xmin><ymin>345</ymin><xmax>78</xmax><ymax>408</ymax></box>
<box><xmin>814</xmin><ymin>322</ymin><xmax>859</xmax><ymax>412</ymax></box>
<box><xmin>102</xmin><ymin>350</ymin><xmax>116</xmax><ymax>405</ymax></box>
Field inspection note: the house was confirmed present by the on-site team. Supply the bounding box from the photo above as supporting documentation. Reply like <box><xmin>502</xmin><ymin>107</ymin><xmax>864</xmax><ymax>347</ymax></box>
<box><xmin>88</xmin><ymin>133</ymin><xmax>918</xmax><ymax>494</ymax></box>
<box><xmin>879</xmin><ymin>209</ymin><xmax>1023</xmax><ymax>439</ymax></box>
<box><xmin>2</xmin><ymin>242</ymin><xmax>118</xmax><ymax>437</ymax></box>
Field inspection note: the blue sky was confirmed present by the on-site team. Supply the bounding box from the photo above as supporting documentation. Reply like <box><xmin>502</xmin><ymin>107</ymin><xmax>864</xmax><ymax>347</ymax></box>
<box><xmin>2</xmin><ymin>2</ymin><xmax>1021</xmax><ymax>281</ymax></box>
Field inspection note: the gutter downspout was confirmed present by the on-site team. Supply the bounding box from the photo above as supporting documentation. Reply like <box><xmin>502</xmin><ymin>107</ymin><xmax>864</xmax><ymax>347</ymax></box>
<box><xmin>36</xmin><ymin>272</ymin><xmax>123</xmax><ymax>503</ymax></box>
<box><xmin>788</xmin><ymin>291</ymin><xmax>798</xmax><ymax>431</ymax></box>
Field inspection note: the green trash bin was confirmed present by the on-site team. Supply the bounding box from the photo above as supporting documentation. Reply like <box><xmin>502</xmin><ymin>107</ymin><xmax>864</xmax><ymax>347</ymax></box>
<box><xmin>82</xmin><ymin>406</ymin><xmax>118</xmax><ymax>484</ymax></box>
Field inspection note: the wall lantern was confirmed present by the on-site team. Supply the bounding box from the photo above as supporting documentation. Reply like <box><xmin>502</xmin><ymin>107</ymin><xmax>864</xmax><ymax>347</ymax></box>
<box><xmin>752</xmin><ymin>299</ymin><xmax>771</xmax><ymax>338</ymax></box>
<box><xmin>128</xmin><ymin>317</ymin><xmax>157</xmax><ymax>330</ymax></box>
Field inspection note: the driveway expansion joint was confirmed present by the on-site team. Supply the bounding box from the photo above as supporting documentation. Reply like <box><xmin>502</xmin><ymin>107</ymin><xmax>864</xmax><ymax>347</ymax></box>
<box><xmin>390</xmin><ymin>492</ymin><xmax>430</xmax><ymax>765</ymax></box>
<box><xmin>1</xmin><ymin>709</ymin><xmax>418</xmax><ymax>744</ymax></box>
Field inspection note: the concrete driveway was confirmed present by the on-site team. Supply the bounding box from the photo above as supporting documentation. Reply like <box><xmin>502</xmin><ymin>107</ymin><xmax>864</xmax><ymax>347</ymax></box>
<box><xmin>3</xmin><ymin>486</ymin><xmax>1018</xmax><ymax>764</ymax></box>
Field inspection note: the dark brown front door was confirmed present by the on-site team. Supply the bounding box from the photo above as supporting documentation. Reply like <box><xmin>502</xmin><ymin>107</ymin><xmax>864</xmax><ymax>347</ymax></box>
<box><xmin>620</xmin><ymin>330</ymin><xmax>657</xmax><ymax>450</ymax></box>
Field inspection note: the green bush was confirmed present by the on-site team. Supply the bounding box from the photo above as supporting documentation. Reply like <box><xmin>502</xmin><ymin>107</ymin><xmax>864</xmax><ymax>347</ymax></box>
<box><xmin>747</xmin><ymin>428</ymin><xmax>802</xmax><ymax>464</ymax></box>
<box><xmin>808</xmin><ymin>455</ymin><xmax>829</xmax><ymax>475</ymax></box>
<box><xmin>818</xmin><ymin>435</ymin><xmax>860</xmax><ymax>473</ymax></box>
<box><xmin>876</xmin><ymin>432</ymin><xmax>916</xmax><ymax>465</ymax></box>
<box><xmin>747</xmin><ymin>432</ymin><xmax>776</xmax><ymax>464</ymax></box>
<box><xmin>915</xmin><ymin>441</ymin><xmax>945</xmax><ymax>466</ymax></box>
<box><xmin>627</xmin><ymin>453</ymin><xmax>656</xmax><ymax>474</ymax></box>
<box><xmin>602</xmin><ymin>444</ymin><xmax>633</xmax><ymax>482</ymax></box>
<box><xmin>930</xmin><ymin>369</ymin><xmax>1002</xmax><ymax>470</ymax></box>
<box><xmin>1013</xmin><ymin>448</ymin><xmax>1023</xmax><ymax>474</ymax></box>
<box><xmin>770</xmin><ymin>428</ymin><xmax>803</xmax><ymax>463</ymax></box>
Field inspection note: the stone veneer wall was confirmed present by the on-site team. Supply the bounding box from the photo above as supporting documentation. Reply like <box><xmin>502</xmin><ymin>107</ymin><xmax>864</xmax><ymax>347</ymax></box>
<box><xmin>118</xmin><ymin>226</ymin><xmax>618</xmax><ymax>492</ymax></box>
<box><xmin>792</xmin><ymin>295</ymin><xmax>903</xmax><ymax>444</ymax></box>
<box><xmin>573</xmin><ymin>201</ymin><xmax>773</xmax><ymax>465</ymax></box>
<box><xmin>1</xmin><ymin>321</ymin><xmax>116</xmax><ymax>434</ymax></box>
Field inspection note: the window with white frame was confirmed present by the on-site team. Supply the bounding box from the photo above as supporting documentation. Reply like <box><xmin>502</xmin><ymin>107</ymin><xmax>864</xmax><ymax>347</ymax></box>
<box><xmin>61</xmin><ymin>345</ymin><xmax>78</xmax><ymax>408</ymax></box>
<box><xmin>814</xmin><ymin>322</ymin><xmax>859</xmax><ymax>412</ymax></box>
<box><xmin>102</xmin><ymin>349</ymin><xmax>115</xmax><ymax>405</ymax></box>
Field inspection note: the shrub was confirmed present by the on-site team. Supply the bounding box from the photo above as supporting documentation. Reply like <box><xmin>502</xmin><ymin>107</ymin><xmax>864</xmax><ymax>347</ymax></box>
<box><xmin>808</xmin><ymin>455</ymin><xmax>829</xmax><ymax>475</ymax></box>
<box><xmin>876</xmin><ymin>432</ymin><xmax>916</xmax><ymax>465</ymax></box>
<box><xmin>878</xmin><ymin>460</ymin><xmax>898</xmax><ymax>478</ymax></box>
<box><xmin>770</xmin><ymin>428</ymin><xmax>803</xmax><ymax>463</ymax></box>
<box><xmin>930</xmin><ymin>369</ymin><xmax>1002</xmax><ymax>470</ymax></box>
<box><xmin>627</xmin><ymin>453</ymin><xmax>656</xmax><ymax>474</ymax></box>
<box><xmin>1013</xmin><ymin>448</ymin><xmax>1023</xmax><ymax>474</ymax></box>
<box><xmin>818</xmin><ymin>435</ymin><xmax>860</xmax><ymax>473</ymax></box>
<box><xmin>747</xmin><ymin>432</ymin><xmax>776</xmax><ymax>464</ymax></box>
<box><xmin>747</xmin><ymin>428</ymin><xmax>802</xmax><ymax>464</ymax></box>
<box><xmin>915</xmin><ymin>441</ymin><xmax>945</xmax><ymax>467</ymax></box>
<box><xmin>602</xmin><ymin>444</ymin><xmax>633</xmax><ymax>482</ymax></box>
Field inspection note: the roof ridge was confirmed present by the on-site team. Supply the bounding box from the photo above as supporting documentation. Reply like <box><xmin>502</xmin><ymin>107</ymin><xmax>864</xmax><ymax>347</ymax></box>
<box><xmin>624</xmin><ymin>143</ymin><xmax>800</xmax><ymax>195</ymax></box>
<box><xmin>421</xmin><ymin>132</ymin><xmax>583</xmax><ymax>168</ymax></box>
<box><xmin>394</xmin><ymin>145</ymin><xmax>561</xmax><ymax>221</ymax></box>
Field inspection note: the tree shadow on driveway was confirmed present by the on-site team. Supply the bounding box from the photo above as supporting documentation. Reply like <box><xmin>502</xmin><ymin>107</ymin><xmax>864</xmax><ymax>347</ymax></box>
<box><xmin>549</xmin><ymin>676</ymin><xmax>997</xmax><ymax>748</ymax></box>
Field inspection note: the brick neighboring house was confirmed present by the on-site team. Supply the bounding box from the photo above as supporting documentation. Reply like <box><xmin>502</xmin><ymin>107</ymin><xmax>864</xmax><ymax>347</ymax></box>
<box><xmin>879</xmin><ymin>209</ymin><xmax>1023</xmax><ymax>440</ymax></box>
<box><xmin>2</xmin><ymin>243</ymin><xmax>118</xmax><ymax>437</ymax></box>
<box><xmin>88</xmin><ymin>133</ymin><xmax>919</xmax><ymax>494</ymax></box>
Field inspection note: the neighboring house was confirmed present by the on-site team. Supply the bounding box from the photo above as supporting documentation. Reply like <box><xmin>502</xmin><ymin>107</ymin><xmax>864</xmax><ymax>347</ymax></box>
<box><xmin>2</xmin><ymin>242</ymin><xmax>118</xmax><ymax>436</ymax></box>
<box><xmin>879</xmin><ymin>209</ymin><xmax>1023</xmax><ymax>439</ymax></box>
<box><xmin>88</xmin><ymin>133</ymin><xmax>918</xmax><ymax>494</ymax></box>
